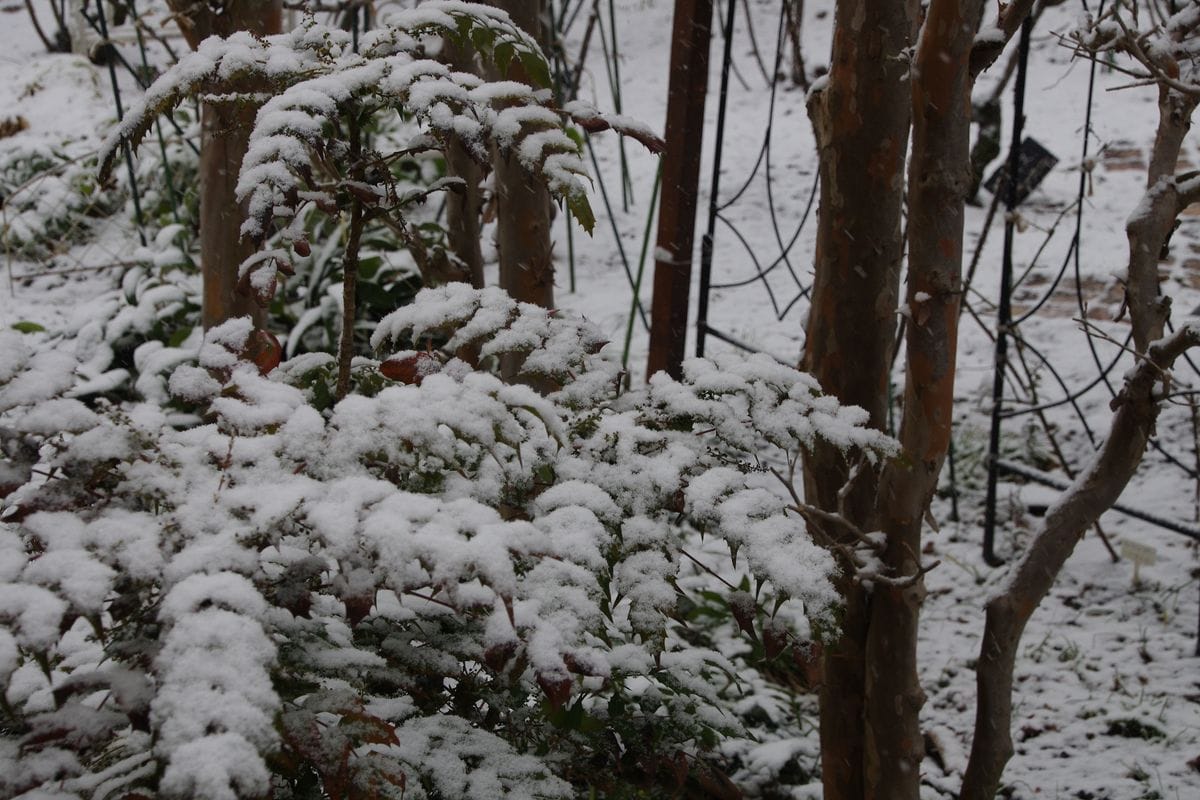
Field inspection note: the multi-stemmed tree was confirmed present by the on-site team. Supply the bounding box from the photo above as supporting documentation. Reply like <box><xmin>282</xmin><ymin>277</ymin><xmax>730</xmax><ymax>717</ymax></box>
<box><xmin>802</xmin><ymin>2</ymin><xmax>1200</xmax><ymax>799</ymax></box>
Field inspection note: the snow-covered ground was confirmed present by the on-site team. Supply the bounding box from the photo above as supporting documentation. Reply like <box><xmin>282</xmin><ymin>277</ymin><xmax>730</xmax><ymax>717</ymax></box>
<box><xmin>1</xmin><ymin>0</ymin><xmax>1198</xmax><ymax>797</ymax></box>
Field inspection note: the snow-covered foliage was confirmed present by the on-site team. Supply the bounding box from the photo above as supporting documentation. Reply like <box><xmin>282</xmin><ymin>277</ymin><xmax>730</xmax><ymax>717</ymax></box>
<box><xmin>0</xmin><ymin>286</ymin><xmax>895</xmax><ymax>798</ymax></box>
<box><xmin>99</xmin><ymin>1</ymin><xmax>662</xmax><ymax>311</ymax></box>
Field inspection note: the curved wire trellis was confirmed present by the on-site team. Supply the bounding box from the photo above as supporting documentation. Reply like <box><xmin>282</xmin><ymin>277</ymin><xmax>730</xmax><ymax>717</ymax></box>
<box><xmin>693</xmin><ymin>0</ymin><xmax>1200</xmax><ymax>562</ymax></box>
<box><xmin>696</xmin><ymin>0</ymin><xmax>816</xmax><ymax>360</ymax></box>
<box><xmin>979</xmin><ymin>0</ymin><xmax>1200</xmax><ymax>573</ymax></box>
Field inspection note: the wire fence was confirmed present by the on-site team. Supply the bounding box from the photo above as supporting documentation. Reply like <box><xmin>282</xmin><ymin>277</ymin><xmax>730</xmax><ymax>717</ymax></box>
<box><xmin>697</xmin><ymin>0</ymin><xmax>815</xmax><ymax>362</ymax></box>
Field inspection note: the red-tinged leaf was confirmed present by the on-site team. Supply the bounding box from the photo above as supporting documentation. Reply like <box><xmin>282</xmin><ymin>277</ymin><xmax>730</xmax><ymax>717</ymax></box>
<box><xmin>576</xmin><ymin>117</ymin><xmax>608</xmax><ymax>134</ymax></box>
<box><xmin>293</xmin><ymin>237</ymin><xmax>311</xmax><ymax>257</ymax></box>
<box><xmin>562</xmin><ymin>651</ymin><xmax>603</xmax><ymax>676</ymax></box>
<box><xmin>247</xmin><ymin>330</ymin><xmax>282</xmax><ymax>375</ymax></box>
<box><xmin>343</xmin><ymin>592</ymin><xmax>375</xmax><ymax>627</ymax></box>
<box><xmin>696</xmin><ymin>764</ymin><xmax>743</xmax><ymax>800</ymax></box>
<box><xmin>792</xmin><ymin>639</ymin><xmax>824</xmax><ymax>689</ymax></box>
<box><xmin>376</xmin><ymin>765</ymin><xmax>407</xmax><ymax>792</ymax></box>
<box><xmin>667</xmin><ymin>751</ymin><xmax>688</xmax><ymax>788</ymax></box>
<box><xmin>483</xmin><ymin>640</ymin><xmax>517</xmax><ymax>671</ymax></box>
<box><xmin>729</xmin><ymin>591</ymin><xmax>756</xmax><ymax>637</ymax></box>
<box><xmin>242</xmin><ymin>267</ymin><xmax>277</xmax><ymax>307</ymax></box>
<box><xmin>537</xmin><ymin>671</ymin><xmax>572</xmax><ymax>709</ymax></box>
<box><xmin>380</xmin><ymin>352</ymin><xmax>439</xmax><ymax>385</ymax></box>
<box><xmin>338</xmin><ymin>710</ymin><xmax>400</xmax><ymax>747</ymax></box>
<box><xmin>763</xmin><ymin>619</ymin><xmax>787</xmax><ymax>660</ymax></box>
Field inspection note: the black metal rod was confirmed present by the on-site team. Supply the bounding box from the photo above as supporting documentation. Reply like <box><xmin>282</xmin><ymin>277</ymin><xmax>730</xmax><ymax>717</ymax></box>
<box><xmin>947</xmin><ymin>438</ymin><xmax>960</xmax><ymax>522</ymax></box>
<box><xmin>697</xmin><ymin>322</ymin><xmax>761</xmax><ymax>356</ymax></box>
<box><xmin>982</xmin><ymin>16</ymin><xmax>1032</xmax><ymax>567</ymax></box>
<box><xmin>696</xmin><ymin>0</ymin><xmax>737</xmax><ymax>359</ymax></box>
<box><xmin>91</xmin><ymin>0</ymin><xmax>147</xmax><ymax>246</ymax></box>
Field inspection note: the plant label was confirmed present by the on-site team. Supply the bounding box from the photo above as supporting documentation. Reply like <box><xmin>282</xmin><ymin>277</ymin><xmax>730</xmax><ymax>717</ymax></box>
<box><xmin>1120</xmin><ymin>540</ymin><xmax>1158</xmax><ymax>585</ymax></box>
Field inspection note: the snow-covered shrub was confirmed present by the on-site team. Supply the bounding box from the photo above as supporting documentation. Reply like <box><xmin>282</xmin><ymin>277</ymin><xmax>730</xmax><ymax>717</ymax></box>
<box><xmin>0</xmin><ymin>286</ymin><xmax>897</xmax><ymax>798</ymax></box>
<box><xmin>99</xmin><ymin>3</ymin><xmax>658</xmax><ymax>312</ymax></box>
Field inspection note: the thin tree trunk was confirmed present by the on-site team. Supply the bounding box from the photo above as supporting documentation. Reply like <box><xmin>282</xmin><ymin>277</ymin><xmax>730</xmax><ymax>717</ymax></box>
<box><xmin>489</xmin><ymin>0</ymin><xmax>554</xmax><ymax>383</ymax></box>
<box><xmin>803</xmin><ymin>2</ymin><xmax>918</xmax><ymax>798</ymax></box>
<box><xmin>784</xmin><ymin>0</ymin><xmax>808</xmax><ymax>89</ymax></box>
<box><xmin>167</xmin><ymin>0</ymin><xmax>282</xmax><ymax>330</ymax></box>
<box><xmin>337</xmin><ymin>116</ymin><xmax>365</xmax><ymax>401</ymax></box>
<box><xmin>960</xmin><ymin>323</ymin><xmax>1200</xmax><ymax>800</ymax></box>
<box><xmin>199</xmin><ymin>100</ymin><xmax>266</xmax><ymax>329</ymax></box>
<box><xmin>490</xmin><ymin>0</ymin><xmax>553</xmax><ymax>309</ymax></box>
<box><xmin>865</xmin><ymin>3</ymin><xmax>986</xmax><ymax>796</ymax></box>
<box><xmin>1128</xmin><ymin>86</ymin><xmax>1197</xmax><ymax>352</ymax></box>
<box><xmin>961</xmin><ymin>28</ymin><xmax>1200</xmax><ymax>788</ymax></box>
<box><xmin>647</xmin><ymin>0</ymin><xmax>713</xmax><ymax>380</ymax></box>
<box><xmin>443</xmin><ymin>41</ymin><xmax>486</xmax><ymax>289</ymax></box>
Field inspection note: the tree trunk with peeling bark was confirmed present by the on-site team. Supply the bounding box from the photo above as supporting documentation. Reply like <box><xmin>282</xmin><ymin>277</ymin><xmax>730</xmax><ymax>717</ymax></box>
<box><xmin>167</xmin><ymin>0</ymin><xmax>282</xmax><ymax>330</ymax></box>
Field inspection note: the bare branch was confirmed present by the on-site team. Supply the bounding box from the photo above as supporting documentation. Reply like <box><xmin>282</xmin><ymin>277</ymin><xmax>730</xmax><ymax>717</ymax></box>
<box><xmin>961</xmin><ymin>323</ymin><xmax>1200</xmax><ymax>800</ymax></box>
<box><xmin>857</xmin><ymin>558</ymin><xmax>940</xmax><ymax>589</ymax></box>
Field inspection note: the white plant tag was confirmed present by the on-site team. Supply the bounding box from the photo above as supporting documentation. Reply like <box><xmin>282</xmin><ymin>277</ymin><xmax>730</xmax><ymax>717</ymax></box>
<box><xmin>1121</xmin><ymin>540</ymin><xmax>1158</xmax><ymax>586</ymax></box>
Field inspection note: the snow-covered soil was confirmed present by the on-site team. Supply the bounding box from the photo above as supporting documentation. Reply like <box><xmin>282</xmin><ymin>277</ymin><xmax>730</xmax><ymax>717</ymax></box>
<box><xmin>1</xmin><ymin>0</ymin><xmax>1198</xmax><ymax>797</ymax></box>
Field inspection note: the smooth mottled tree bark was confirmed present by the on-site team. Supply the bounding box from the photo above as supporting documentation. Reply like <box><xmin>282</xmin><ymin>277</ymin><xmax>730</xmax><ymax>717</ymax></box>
<box><xmin>961</xmin><ymin>18</ymin><xmax>1200</xmax><ymax>786</ymax></box>
<box><xmin>167</xmin><ymin>0</ymin><xmax>282</xmax><ymax>330</ymax></box>
<box><xmin>804</xmin><ymin>2</ymin><xmax>1036</xmax><ymax>798</ymax></box>
<box><xmin>865</xmin><ymin>3</ymin><xmax>985</xmax><ymax>796</ymax></box>
<box><xmin>803</xmin><ymin>2</ymin><xmax>918</xmax><ymax>798</ymax></box>
<box><xmin>1128</xmin><ymin>85</ymin><xmax>1198</xmax><ymax>352</ymax></box>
